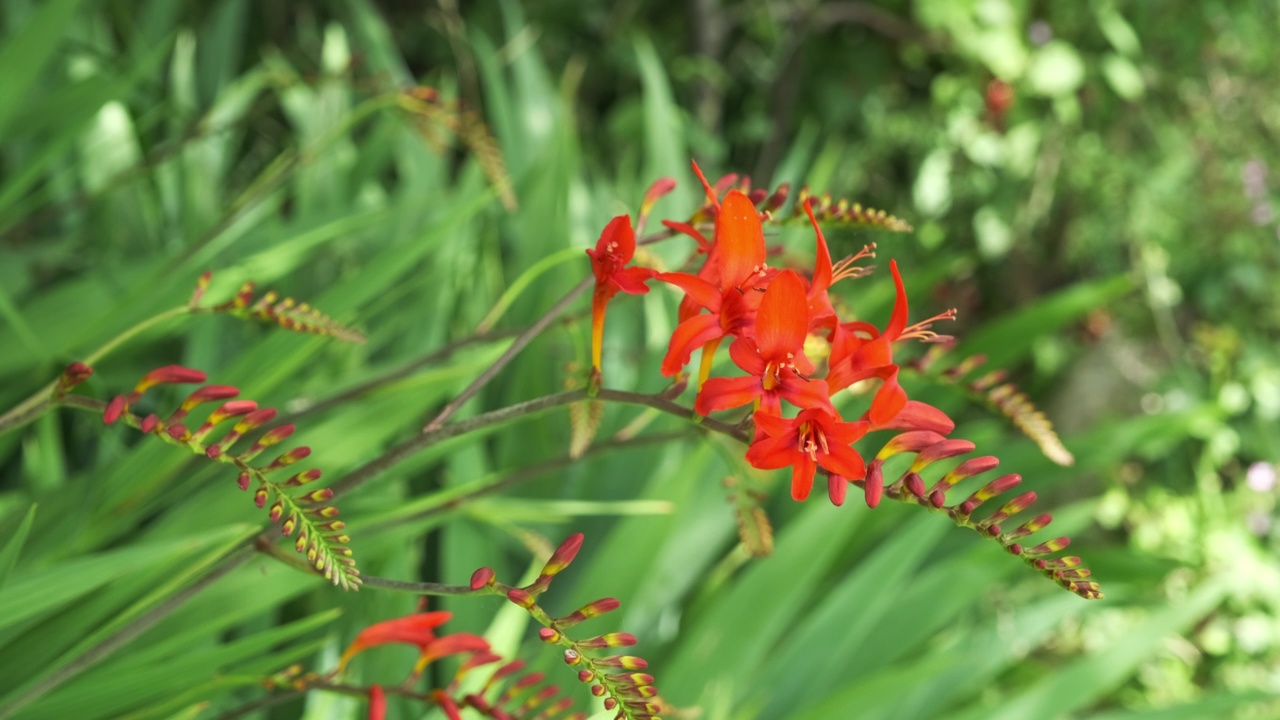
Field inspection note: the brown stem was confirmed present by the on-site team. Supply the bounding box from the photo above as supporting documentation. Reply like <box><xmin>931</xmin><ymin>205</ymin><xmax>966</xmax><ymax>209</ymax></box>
<box><xmin>423</xmin><ymin>277</ymin><xmax>593</xmax><ymax>432</ymax></box>
<box><xmin>274</xmin><ymin>327</ymin><xmax>516</xmax><ymax>426</ymax></box>
<box><xmin>359</xmin><ymin>576</ymin><xmax>481</xmax><ymax>595</ymax></box>
<box><xmin>370</xmin><ymin>430</ymin><xmax>692</xmax><ymax>534</ymax></box>
<box><xmin>332</xmin><ymin>387</ymin><xmax>745</xmax><ymax>501</ymax></box>
<box><xmin>330</xmin><ymin>390</ymin><xmax>587</xmax><ymax>500</ymax></box>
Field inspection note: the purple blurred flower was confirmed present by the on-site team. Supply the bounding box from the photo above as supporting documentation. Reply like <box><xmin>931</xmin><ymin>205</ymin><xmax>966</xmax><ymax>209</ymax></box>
<box><xmin>1246</xmin><ymin>461</ymin><xmax>1276</xmax><ymax>492</ymax></box>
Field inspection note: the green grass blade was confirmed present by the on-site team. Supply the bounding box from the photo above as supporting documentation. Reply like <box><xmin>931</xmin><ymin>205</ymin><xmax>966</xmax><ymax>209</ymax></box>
<box><xmin>945</xmin><ymin>577</ymin><xmax>1229</xmax><ymax>720</ymax></box>
<box><xmin>0</xmin><ymin>0</ymin><xmax>86</xmax><ymax>138</ymax></box>
<box><xmin>0</xmin><ymin>504</ymin><xmax>36</xmax><ymax>590</ymax></box>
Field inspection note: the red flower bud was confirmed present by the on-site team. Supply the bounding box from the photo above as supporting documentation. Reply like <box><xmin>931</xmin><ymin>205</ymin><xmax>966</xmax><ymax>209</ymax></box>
<box><xmin>539</xmin><ymin>533</ymin><xmax>584</xmax><ymax>579</ymax></box>
<box><xmin>578</xmin><ymin>633</ymin><xmax>637</xmax><ymax>649</ymax></box>
<box><xmin>470</xmin><ymin>567</ymin><xmax>495</xmax><ymax>590</ymax></box>
<box><xmin>506</xmin><ymin>588</ymin><xmax>535</xmax><ymax>609</ymax></box>
<box><xmin>56</xmin><ymin>362</ymin><xmax>93</xmax><ymax>395</ymax></box>
<box><xmin>103</xmin><ymin>396</ymin><xmax>126</xmax><ymax>424</ymax></box>
<box><xmin>593</xmin><ymin>655</ymin><xmax>648</xmax><ymax>669</ymax></box>
<box><xmin>863</xmin><ymin>460</ymin><xmax>885</xmax><ymax>508</ymax></box>
<box><xmin>134</xmin><ymin>365</ymin><xmax>207</xmax><ymax>394</ymax></box>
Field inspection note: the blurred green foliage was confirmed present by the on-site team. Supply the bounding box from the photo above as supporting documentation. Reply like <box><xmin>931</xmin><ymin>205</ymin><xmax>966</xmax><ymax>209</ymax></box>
<box><xmin>2</xmin><ymin>0</ymin><xmax>1279</xmax><ymax>718</ymax></box>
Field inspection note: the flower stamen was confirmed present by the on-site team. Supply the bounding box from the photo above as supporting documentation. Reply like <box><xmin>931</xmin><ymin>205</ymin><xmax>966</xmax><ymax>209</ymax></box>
<box><xmin>830</xmin><ymin>244</ymin><xmax>877</xmax><ymax>284</ymax></box>
<box><xmin>901</xmin><ymin>308</ymin><xmax>959</xmax><ymax>342</ymax></box>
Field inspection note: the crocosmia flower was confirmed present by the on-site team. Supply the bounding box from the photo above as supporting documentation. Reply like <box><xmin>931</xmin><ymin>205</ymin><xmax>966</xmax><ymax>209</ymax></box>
<box><xmin>658</xmin><ymin>189</ymin><xmax>769</xmax><ymax>384</ymax></box>
<box><xmin>338</xmin><ymin>611</ymin><xmax>490</xmax><ymax>678</ymax></box>
<box><xmin>827</xmin><ymin>259</ymin><xmax>956</xmax><ymax>426</ymax></box>
<box><xmin>802</xmin><ymin>198</ymin><xmax>874</xmax><ymax>334</ymax></box>
<box><xmin>746</xmin><ymin>407</ymin><xmax>869</xmax><ymax>502</ymax></box>
<box><xmin>826</xmin><ymin>259</ymin><xmax>912</xmax><ymax>425</ymax></box>
<box><xmin>695</xmin><ymin>269</ymin><xmax>831</xmax><ymax>416</ymax></box>
<box><xmin>587</xmin><ymin>215</ymin><xmax>657</xmax><ymax>372</ymax></box>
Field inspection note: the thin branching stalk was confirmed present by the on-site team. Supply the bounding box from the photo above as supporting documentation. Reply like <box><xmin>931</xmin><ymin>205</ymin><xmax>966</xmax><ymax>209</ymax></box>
<box><xmin>423</xmin><ymin>277</ymin><xmax>593</xmax><ymax>432</ymax></box>
<box><xmin>331</xmin><ymin>388</ymin><xmax>744</xmax><ymax>500</ymax></box>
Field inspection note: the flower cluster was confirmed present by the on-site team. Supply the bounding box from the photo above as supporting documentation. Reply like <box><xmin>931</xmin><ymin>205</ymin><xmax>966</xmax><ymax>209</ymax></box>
<box><xmin>590</xmin><ymin>161</ymin><xmax>955</xmax><ymax>507</ymax></box>
<box><xmin>189</xmin><ymin>271</ymin><xmax>367</xmax><ymax>344</ymax></box>
<box><xmin>586</xmin><ymin>160</ymin><xmax>1102</xmax><ymax>600</ymax></box>
<box><xmin>474</xmin><ymin>533</ymin><xmax>666</xmax><ymax>720</ymax></box>
<box><xmin>275</xmin><ymin>607</ymin><xmax>586</xmax><ymax>720</ymax></box>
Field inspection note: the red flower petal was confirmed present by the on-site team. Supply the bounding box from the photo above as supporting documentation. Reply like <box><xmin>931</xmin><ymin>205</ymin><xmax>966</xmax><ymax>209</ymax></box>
<box><xmin>695</xmin><ymin>375</ymin><xmax>762</xmax><ymax>415</ymax></box>
<box><xmin>778</xmin><ymin>376</ymin><xmax>834</xmax><ymax>411</ymax></box>
<box><xmin>823</xmin><ymin>443</ymin><xmax>868</xmax><ymax>481</ymax></box>
<box><xmin>414</xmin><ymin>632</ymin><xmax>492</xmax><ymax>672</ymax></box>
<box><xmin>875</xmin><ymin>400</ymin><xmax>955</xmax><ymax>434</ymax></box>
<box><xmin>728</xmin><ymin>337</ymin><xmax>767</xmax><ymax>375</ymax></box>
<box><xmin>658</xmin><ymin>272</ymin><xmax>723</xmax><ymax>312</ymax></box>
<box><xmin>868</xmin><ymin>367</ymin><xmax>908</xmax><ymax>425</ymax></box>
<box><xmin>661</xmin><ymin>313</ymin><xmax>723</xmax><ymax>377</ymax></box>
<box><xmin>755</xmin><ymin>270</ymin><xmax>809</xmax><ymax>360</ymax></box>
<box><xmin>662</xmin><ymin>219</ymin><xmax>712</xmax><ymax>253</ymax></box>
<box><xmin>884</xmin><ymin>259</ymin><xmax>909</xmax><ymax>339</ymax></box>
<box><xmin>715</xmin><ymin>190</ymin><xmax>767</xmax><ymax>289</ymax></box>
<box><xmin>596</xmin><ymin>215</ymin><xmax>636</xmax><ymax>263</ymax></box>
<box><xmin>791</xmin><ymin>456</ymin><xmax>817</xmax><ymax>501</ymax></box>
<box><xmin>612</xmin><ymin>266</ymin><xmax>656</xmax><ymax>295</ymax></box>
<box><xmin>805</xmin><ymin>199</ymin><xmax>833</xmax><ymax>298</ymax></box>
<box><xmin>745</xmin><ymin>435</ymin><xmax>795</xmax><ymax>470</ymax></box>
<box><xmin>752</xmin><ymin>409</ymin><xmax>794</xmax><ymax>437</ymax></box>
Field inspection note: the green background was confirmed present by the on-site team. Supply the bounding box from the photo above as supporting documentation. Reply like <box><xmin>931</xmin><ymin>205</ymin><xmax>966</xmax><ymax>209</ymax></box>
<box><xmin>1</xmin><ymin>1</ymin><xmax>1278</xmax><ymax>718</ymax></box>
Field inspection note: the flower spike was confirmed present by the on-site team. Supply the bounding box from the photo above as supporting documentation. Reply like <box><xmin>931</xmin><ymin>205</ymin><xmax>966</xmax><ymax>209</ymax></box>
<box><xmin>100</xmin><ymin>365</ymin><xmax>360</xmax><ymax>589</ymax></box>
<box><xmin>870</xmin><ymin>427</ymin><xmax>1102</xmax><ymax>599</ymax></box>
<box><xmin>475</xmin><ymin>534</ymin><xmax>672</xmax><ymax>720</ymax></box>
<box><xmin>192</xmin><ymin>273</ymin><xmax>366</xmax><ymax>343</ymax></box>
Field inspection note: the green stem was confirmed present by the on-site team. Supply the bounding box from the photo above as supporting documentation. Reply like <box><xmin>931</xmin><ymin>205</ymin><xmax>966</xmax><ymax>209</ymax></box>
<box><xmin>82</xmin><ymin>305</ymin><xmax>190</xmax><ymax>366</ymax></box>
<box><xmin>0</xmin><ymin>305</ymin><xmax>190</xmax><ymax>435</ymax></box>
<box><xmin>362</xmin><ymin>430</ymin><xmax>691</xmax><ymax>537</ymax></box>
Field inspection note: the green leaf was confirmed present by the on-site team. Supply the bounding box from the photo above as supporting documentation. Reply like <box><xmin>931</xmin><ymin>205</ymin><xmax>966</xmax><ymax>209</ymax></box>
<box><xmin>755</xmin><ymin>512</ymin><xmax>950</xmax><ymax>717</ymax></box>
<box><xmin>949</xmin><ymin>275</ymin><xmax>1133</xmax><ymax>371</ymax></box>
<box><xmin>25</xmin><ymin>610</ymin><xmax>338</xmax><ymax>719</ymax></box>
<box><xmin>0</xmin><ymin>0</ymin><xmax>87</xmax><ymax>138</ymax></box>
<box><xmin>944</xmin><ymin>577</ymin><xmax>1229</xmax><ymax>720</ymax></box>
<box><xmin>660</xmin><ymin>501</ymin><xmax>867</xmax><ymax>702</ymax></box>
<box><xmin>0</xmin><ymin>504</ymin><xmax>36</xmax><ymax>590</ymax></box>
<box><xmin>634</xmin><ymin>35</ymin><xmax>686</xmax><ymax>191</ymax></box>
<box><xmin>0</xmin><ymin>524</ymin><xmax>254</xmax><ymax>635</ymax></box>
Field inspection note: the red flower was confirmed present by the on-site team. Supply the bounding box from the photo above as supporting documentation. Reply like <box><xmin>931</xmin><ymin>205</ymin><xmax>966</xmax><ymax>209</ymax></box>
<box><xmin>827</xmin><ymin>260</ymin><xmax>956</xmax><ymax>426</ymax></box>
<box><xmin>695</xmin><ymin>270</ymin><xmax>831</xmax><ymax>416</ymax></box>
<box><xmin>587</xmin><ymin>215</ymin><xmax>657</xmax><ymax>371</ymax></box>
<box><xmin>368</xmin><ymin>685</ymin><xmax>386</xmax><ymax>720</ymax></box>
<box><xmin>658</xmin><ymin>189</ymin><xmax>768</xmax><ymax>384</ymax></box>
<box><xmin>826</xmin><ymin>260</ymin><xmax>911</xmax><ymax>425</ymax></box>
<box><xmin>338</xmin><ymin>611</ymin><xmax>491</xmax><ymax>678</ymax></box>
<box><xmin>802</xmin><ymin>198</ymin><xmax>874</xmax><ymax>335</ymax></box>
<box><xmin>746</xmin><ymin>407</ymin><xmax>869</xmax><ymax>502</ymax></box>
